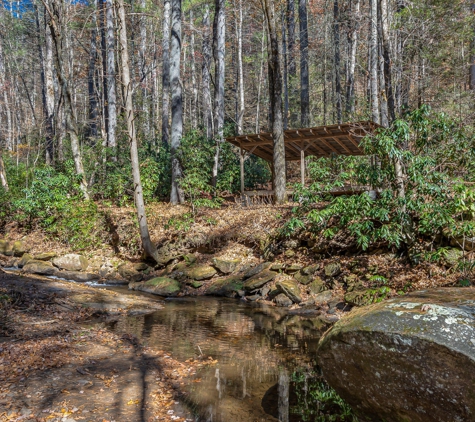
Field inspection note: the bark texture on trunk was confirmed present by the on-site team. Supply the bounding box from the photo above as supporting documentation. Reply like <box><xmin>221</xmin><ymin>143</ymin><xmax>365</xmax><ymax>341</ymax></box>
<box><xmin>162</xmin><ymin>0</ymin><xmax>171</xmax><ymax>146</ymax></box>
<box><xmin>287</xmin><ymin>0</ymin><xmax>297</xmax><ymax>126</ymax></box>
<box><xmin>262</xmin><ymin>0</ymin><xmax>287</xmax><ymax>204</ymax></box>
<box><xmin>333</xmin><ymin>0</ymin><xmax>342</xmax><ymax>124</ymax></box>
<box><xmin>105</xmin><ymin>0</ymin><xmax>117</xmax><ymax>156</ymax></box>
<box><xmin>345</xmin><ymin>0</ymin><xmax>359</xmax><ymax>118</ymax></box>
<box><xmin>299</xmin><ymin>0</ymin><xmax>309</xmax><ymax>127</ymax></box>
<box><xmin>170</xmin><ymin>0</ymin><xmax>184</xmax><ymax>204</ymax></box>
<box><xmin>201</xmin><ymin>5</ymin><xmax>213</xmax><ymax>139</ymax></box>
<box><xmin>190</xmin><ymin>10</ymin><xmax>198</xmax><ymax>130</ymax></box>
<box><xmin>0</xmin><ymin>151</ymin><xmax>8</xmax><ymax>191</ymax></box>
<box><xmin>116</xmin><ymin>0</ymin><xmax>158</xmax><ymax>262</ymax></box>
<box><xmin>369</xmin><ymin>0</ymin><xmax>380</xmax><ymax>124</ymax></box>
<box><xmin>212</xmin><ymin>0</ymin><xmax>225</xmax><ymax>187</ymax></box>
<box><xmin>0</xmin><ymin>29</ymin><xmax>12</xmax><ymax>151</ymax></box>
<box><xmin>380</xmin><ymin>0</ymin><xmax>395</xmax><ymax>123</ymax></box>
<box><xmin>235</xmin><ymin>0</ymin><xmax>244</xmax><ymax>135</ymax></box>
<box><xmin>88</xmin><ymin>0</ymin><xmax>98</xmax><ymax>140</ymax></box>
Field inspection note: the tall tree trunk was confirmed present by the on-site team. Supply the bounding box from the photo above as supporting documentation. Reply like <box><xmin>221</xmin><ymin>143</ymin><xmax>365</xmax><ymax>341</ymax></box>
<box><xmin>262</xmin><ymin>0</ymin><xmax>287</xmax><ymax>204</ymax></box>
<box><xmin>369</xmin><ymin>0</ymin><xmax>380</xmax><ymax>124</ymax></box>
<box><xmin>212</xmin><ymin>0</ymin><xmax>225</xmax><ymax>187</ymax></box>
<box><xmin>235</xmin><ymin>0</ymin><xmax>244</xmax><ymax>134</ymax></box>
<box><xmin>333</xmin><ymin>0</ymin><xmax>342</xmax><ymax>124</ymax></box>
<box><xmin>377</xmin><ymin>0</ymin><xmax>389</xmax><ymax>127</ymax></box>
<box><xmin>162</xmin><ymin>0</ymin><xmax>171</xmax><ymax>145</ymax></box>
<box><xmin>298</xmin><ymin>0</ymin><xmax>309</xmax><ymax>127</ymax></box>
<box><xmin>105</xmin><ymin>0</ymin><xmax>117</xmax><ymax>158</ymax></box>
<box><xmin>202</xmin><ymin>5</ymin><xmax>213</xmax><ymax>139</ymax></box>
<box><xmin>116</xmin><ymin>0</ymin><xmax>158</xmax><ymax>261</ymax></box>
<box><xmin>345</xmin><ymin>0</ymin><xmax>359</xmax><ymax>119</ymax></box>
<box><xmin>287</xmin><ymin>0</ymin><xmax>297</xmax><ymax>126</ymax></box>
<box><xmin>190</xmin><ymin>10</ymin><xmax>198</xmax><ymax>130</ymax></box>
<box><xmin>100</xmin><ymin>0</ymin><xmax>109</xmax><ymax>144</ymax></box>
<box><xmin>256</xmin><ymin>23</ymin><xmax>266</xmax><ymax>132</ymax></box>
<box><xmin>282</xmin><ymin>12</ymin><xmax>288</xmax><ymax>129</ymax></box>
<box><xmin>139</xmin><ymin>0</ymin><xmax>149</xmax><ymax>138</ymax></box>
<box><xmin>380</xmin><ymin>0</ymin><xmax>395</xmax><ymax>123</ymax></box>
<box><xmin>0</xmin><ymin>30</ymin><xmax>12</xmax><ymax>151</ymax></box>
<box><xmin>170</xmin><ymin>0</ymin><xmax>184</xmax><ymax>204</ymax></box>
<box><xmin>88</xmin><ymin>0</ymin><xmax>98</xmax><ymax>140</ymax></box>
<box><xmin>45</xmin><ymin>0</ymin><xmax>89</xmax><ymax>199</ymax></box>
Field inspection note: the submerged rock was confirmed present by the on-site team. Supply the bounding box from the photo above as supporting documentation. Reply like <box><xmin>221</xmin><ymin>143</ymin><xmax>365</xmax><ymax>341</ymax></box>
<box><xmin>205</xmin><ymin>276</ymin><xmax>243</xmax><ymax>297</ymax></box>
<box><xmin>53</xmin><ymin>254</ymin><xmax>89</xmax><ymax>272</ymax></box>
<box><xmin>129</xmin><ymin>277</ymin><xmax>181</xmax><ymax>297</ymax></box>
<box><xmin>317</xmin><ymin>288</ymin><xmax>475</xmax><ymax>422</ymax></box>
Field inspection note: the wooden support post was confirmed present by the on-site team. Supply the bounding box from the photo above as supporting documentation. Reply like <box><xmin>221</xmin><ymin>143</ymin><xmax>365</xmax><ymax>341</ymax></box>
<box><xmin>240</xmin><ymin>147</ymin><xmax>245</xmax><ymax>195</ymax></box>
<box><xmin>301</xmin><ymin>149</ymin><xmax>305</xmax><ymax>186</ymax></box>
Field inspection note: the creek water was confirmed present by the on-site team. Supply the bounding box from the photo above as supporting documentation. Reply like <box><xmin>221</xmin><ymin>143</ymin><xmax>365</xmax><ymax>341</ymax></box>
<box><xmin>106</xmin><ymin>296</ymin><xmax>350</xmax><ymax>422</ymax></box>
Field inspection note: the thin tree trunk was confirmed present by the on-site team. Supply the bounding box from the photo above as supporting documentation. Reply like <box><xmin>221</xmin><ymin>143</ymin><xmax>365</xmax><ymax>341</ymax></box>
<box><xmin>287</xmin><ymin>0</ymin><xmax>297</xmax><ymax>126</ymax></box>
<box><xmin>369</xmin><ymin>0</ymin><xmax>380</xmax><ymax>124</ymax></box>
<box><xmin>377</xmin><ymin>0</ymin><xmax>388</xmax><ymax>127</ymax></box>
<box><xmin>212</xmin><ymin>0</ymin><xmax>225</xmax><ymax>188</ymax></box>
<box><xmin>345</xmin><ymin>0</ymin><xmax>359</xmax><ymax>119</ymax></box>
<box><xmin>299</xmin><ymin>0</ymin><xmax>309</xmax><ymax>127</ymax></box>
<box><xmin>0</xmin><ymin>151</ymin><xmax>8</xmax><ymax>191</ymax></box>
<box><xmin>162</xmin><ymin>0</ymin><xmax>171</xmax><ymax>146</ymax></box>
<box><xmin>88</xmin><ymin>0</ymin><xmax>98</xmax><ymax>140</ymax></box>
<box><xmin>0</xmin><ymin>31</ymin><xmax>12</xmax><ymax>151</ymax></box>
<box><xmin>236</xmin><ymin>0</ymin><xmax>244</xmax><ymax>134</ymax></box>
<box><xmin>256</xmin><ymin>23</ymin><xmax>266</xmax><ymax>133</ymax></box>
<box><xmin>282</xmin><ymin>12</ymin><xmax>288</xmax><ymax>130</ymax></box>
<box><xmin>139</xmin><ymin>0</ymin><xmax>149</xmax><ymax>137</ymax></box>
<box><xmin>170</xmin><ymin>0</ymin><xmax>184</xmax><ymax>204</ymax></box>
<box><xmin>100</xmin><ymin>0</ymin><xmax>109</xmax><ymax>145</ymax></box>
<box><xmin>44</xmin><ymin>0</ymin><xmax>89</xmax><ymax>199</ymax></box>
<box><xmin>202</xmin><ymin>5</ymin><xmax>213</xmax><ymax>139</ymax></box>
<box><xmin>190</xmin><ymin>10</ymin><xmax>198</xmax><ymax>130</ymax></box>
<box><xmin>262</xmin><ymin>0</ymin><xmax>287</xmax><ymax>204</ymax></box>
<box><xmin>380</xmin><ymin>0</ymin><xmax>395</xmax><ymax>123</ymax></box>
<box><xmin>116</xmin><ymin>0</ymin><xmax>158</xmax><ymax>262</ymax></box>
<box><xmin>333</xmin><ymin>0</ymin><xmax>342</xmax><ymax>124</ymax></box>
<box><xmin>105</xmin><ymin>0</ymin><xmax>117</xmax><ymax>158</ymax></box>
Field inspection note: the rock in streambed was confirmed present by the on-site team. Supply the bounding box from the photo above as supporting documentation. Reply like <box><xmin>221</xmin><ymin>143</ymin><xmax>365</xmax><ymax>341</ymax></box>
<box><xmin>317</xmin><ymin>288</ymin><xmax>475</xmax><ymax>422</ymax></box>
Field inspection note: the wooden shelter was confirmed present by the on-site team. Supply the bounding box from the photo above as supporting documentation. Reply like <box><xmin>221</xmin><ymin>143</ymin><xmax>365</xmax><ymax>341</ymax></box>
<box><xmin>225</xmin><ymin>121</ymin><xmax>379</xmax><ymax>195</ymax></box>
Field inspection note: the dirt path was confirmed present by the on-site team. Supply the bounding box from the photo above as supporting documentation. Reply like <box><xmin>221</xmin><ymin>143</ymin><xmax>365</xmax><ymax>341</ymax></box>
<box><xmin>0</xmin><ymin>272</ymin><xmax>212</xmax><ymax>422</ymax></box>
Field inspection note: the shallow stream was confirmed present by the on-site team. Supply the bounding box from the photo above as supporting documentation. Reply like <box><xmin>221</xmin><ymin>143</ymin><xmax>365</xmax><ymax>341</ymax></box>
<box><xmin>106</xmin><ymin>296</ymin><xmax>352</xmax><ymax>422</ymax></box>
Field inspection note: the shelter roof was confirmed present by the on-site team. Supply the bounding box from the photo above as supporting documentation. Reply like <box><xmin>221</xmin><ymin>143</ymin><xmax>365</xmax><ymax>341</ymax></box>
<box><xmin>225</xmin><ymin>121</ymin><xmax>380</xmax><ymax>162</ymax></box>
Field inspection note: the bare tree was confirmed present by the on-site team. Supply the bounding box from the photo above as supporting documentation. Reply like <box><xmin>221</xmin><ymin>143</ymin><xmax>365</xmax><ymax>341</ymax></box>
<box><xmin>299</xmin><ymin>0</ymin><xmax>309</xmax><ymax>127</ymax></box>
<box><xmin>116</xmin><ymin>0</ymin><xmax>158</xmax><ymax>261</ymax></box>
<box><xmin>201</xmin><ymin>4</ymin><xmax>213</xmax><ymax>139</ymax></box>
<box><xmin>333</xmin><ymin>0</ymin><xmax>342</xmax><ymax>124</ymax></box>
<box><xmin>212</xmin><ymin>0</ymin><xmax>225</xmax><ymax>187</ymax></box>
<box><xmin>170</xmin><ymin>0</ymin><xmax>184</xmax><ymax>204</ymax></box>
<box><xmin>345</xmin><ymin>0</ymin><xmax>359</xmax><ymax>119</ymax></box>
<box><xmin>105</xmin><ymin>0</ymin><xmax>117</xmax><ymax>158</ymax></box>
<box><xmin>369</xmin><ymin>0</ymin><xmax>380</xmax><ymax>124</ymax></box>
<box><xmin>162</xmin><ymin>0</ymin><xmax>171</xmax><ymax>145</ymax></box>
<box><xmin>261</xmin><ymin>0</ymin><xmax>287</xmax><ymax>204</ymax></box>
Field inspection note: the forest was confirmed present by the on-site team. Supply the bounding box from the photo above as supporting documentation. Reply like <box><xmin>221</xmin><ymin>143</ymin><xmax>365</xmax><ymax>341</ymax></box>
<box><xmin>1</xmin><ymin>0</ymin><xmax>475</xmax><ymax>420</ymax></box>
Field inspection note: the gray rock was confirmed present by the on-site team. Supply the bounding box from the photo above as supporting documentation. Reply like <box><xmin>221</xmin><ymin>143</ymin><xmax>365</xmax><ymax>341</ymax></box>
<box><xmin>274</xmin><ymin>293</ymin><xmax>293</xmax><ymax>307</ymax></box>
<box><xmin>53</xmin><ymin>254</ymin><xmax>89</xmax><ymax>272</ymax></box>
<box><xmin>18</xmin><ymin>253</ymin><xmax>33</xmax><ymax>268</ymax></box>
<box><xmin>302</xmin><ymin>264</ymin><xmax>320</xmax><ymax>275</ymax></box>
<box><xmin>129</xmin><ymin>277</ymin><xmax>181</xmax><ymax>297</ymax></box>
<box><xmin>318</xmin><ymin>288</ymin><xmax>475</xmax><ymax>422</ymax></box>
<box><xmin>285</xmin><ymin>263</ymin><xmax>303</xmax><ymax>273</ymax></box>
<box><xmin>276</xmin><ymin>277</ymin><xmax>302</xmax><ymax>303</ymax></box>
<box><xmin>243</xmin><ymin>262</ymin><xmax>272</xmax><ymax>279</ymax></box>
<box><xmin>12</xmin><ymin>240</ymin><xmax>28</xmax><ymax>257</ymax></box>
<box><xmin>23</xmin><ymin>260</ymin><xmax>58</xmax><ymax>275</ymax></box>
<box><xmin>324</xmin><ymin>262</ymin><xmax>341</xmax><ymax>277</ymax></box>
<box><xmin>243</xmin><ymin>270</ymin><xmax>277</xmax><ymax>291</ymax></box>
<box><xmin>212</xmin><ymin>257</ymin><xmax>241</xmax><ymax>274</ymax></box>
<box><xmin>57</xmin><ymin>271</ymin><xmax>99</xmax><ymax>282</ymax></box>
<box><xmin>0</xmin><ymin>240</ymin><xmax>13</xmax><ymax>256</ymax></box>
<box><xmin>314</xmin><ymin>290</ymin><xmax>333</xmax><ymax>305</ymax></box>
<box><xmin>308</xmin><ymin>276</ymin><xmax>326</xmax><ymax>294</ymax></box>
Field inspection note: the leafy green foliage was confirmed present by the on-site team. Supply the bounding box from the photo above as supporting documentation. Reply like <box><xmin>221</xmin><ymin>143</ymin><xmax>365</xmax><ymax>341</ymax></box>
<box><xmin>282</xmin><ymin>107</ymin><xmax>475</xmax><ymax>255</ymax></box>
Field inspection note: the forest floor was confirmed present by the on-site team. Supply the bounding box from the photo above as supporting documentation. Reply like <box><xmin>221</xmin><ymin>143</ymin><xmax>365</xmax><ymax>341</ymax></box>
<box><xmin>0</xmin><ymin>271</ymin><xmax>216</xmax><ymax>422</ymax></box>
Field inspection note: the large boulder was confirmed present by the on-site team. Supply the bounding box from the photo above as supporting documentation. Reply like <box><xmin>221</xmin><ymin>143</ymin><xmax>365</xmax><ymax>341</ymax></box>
<box><xmin>129</xmin><ymin>277</ymin><xmax>181</xmax><ymax>297</ymax></box>
<box><xmin>185</xmin><ymin>264</ymin><xmax>217</xmax><ymax>281</ymax></box>
<box><xmin>205</xmin><ymin>276</ymin><xmax>243</xmax><ymax>297</ymax></box>
<box><xmin>317</xmin><ymin>288</ymin><xmax>475</xmax><ymax>422</ymax></box>
<box><xmin>23</xmin><ymin>260</ymin><xmax>58</xmax><ymax>276</ymax></box>
<box><xmin>53</xmin><ymin>254</ymin><xmax>89</xmax><ymax>272</ymax></box>
<box><xmin>243</xmin><ymin>270</ymin><xmax>277</xmax><ymax>291</ymax></box>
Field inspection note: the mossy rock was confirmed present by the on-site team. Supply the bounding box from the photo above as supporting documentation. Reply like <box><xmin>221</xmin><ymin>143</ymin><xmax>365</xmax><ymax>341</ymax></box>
<box><xmin>276</xmin><ymin>277</ymin><xmax>302</xmax><ymax>303</ymax></box>
<box><xmin>270</xmin><ymin>262</ymin><xmax>285</xmax><ymax>271</ymax></box>
<box><xmin>275</xmin><ymin>293</ymin><xmax>293</xmax><ymax>307</ymax></box>
<box><xmin>206</xmin><ymin>277</ymin><xmax>244</xmax><ymax>297</ymax></box>
<box><xmin>0</xmin><ymin>240</ymin><xmax>13</xmax><ymax>256</ymax></box>
<box><xmin>12</xmin><ymin>240</ymin><xmax>28</xmax><ymax>257</ymax></box>
<box><xmin>34</xmin><ymin>252</ymin><xmax>57</xmax><ymax>261</ymax></box>
<box><xmin>294</xmin><ymin>271</ymin><xmax>313</xmax><ymax>285</ymax></box>
<box><xmin>442</xmin><ymin>248</ymin><xmax>463</xmax><ymax>267</ymax></box>
<box><xmin>186</xmin><ymin>280</ymin><xmax>204</xmax><ymax>289</ymax></box>
<box><xmin>129</xmin><ymin>277</ymin><xmax>181</xmax><ymax>297</ymax></box>
<box><xmin>308</xmin><ymin>276</ymin><xmax>326</xmax><ymax>294</ymax></box>
<box><xmin>18</xmin><ymin>253</ymin><xmax>33</xmax><ymax>268</ymax></box>
<box><xmin>185</xmin><ymin>264</ymin><xmax>217</xmax><ymax>281</ymax></box>
<box><xmin>244</xmin><ymin>270</ymin><xmax>277</xmax><ymax>291</ymax></box>
<box><xmin>314</xmin><ymin>290</ymin><xmax>333</xmax><ymax>305</ymax></box>
<box><xmin>212</xmin><ymin>258</ymin><xmax>241</xmax><ymax>274</ymax></box>
<box><xmin>243</xmin><ymin>262</ymin><xmax>272</xmax><ymax>279</ymax></box>
<box><xmin>285</xmin><ymin>263</ymin><xmax>303</xmax><ymax>273</ymax></box>
<box><xmin>302</xmin><ymin>264</ymin><xmax>320</xmax><ymax>275</ymax></box>
<box><xmin>118</xmin><ymin>265</ymin><xmax>143</xmax><ymax>283</ymax></box>
<box><xmin>23</xmin><ymin>260</ymin><xmax>57</xmax><ymax>276</ymax></box>
<box><xmin>183</xmin><ymin>254</ymin><xmax>197</xmax><ymax>265</ymax></box>
<box><xmin>324</xmin><ymin>262</ymin><xmax>341</xmax><ymax>277</ymax></box>
<box><xmin>344</xmin><ymin>289</ymin><xmax>374</xmax><ymax>307</ymax></box>
<box><xmin>344</xmin><ymin>274</ymin><xmax>364</xmax><ymax>292</ymax></box>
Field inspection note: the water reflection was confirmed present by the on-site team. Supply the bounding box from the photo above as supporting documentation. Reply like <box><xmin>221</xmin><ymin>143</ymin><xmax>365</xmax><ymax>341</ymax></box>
<box><xmin>107</xmin><ymin>297</ymin><xmax>333</xmax><ymax>421</ymax></box>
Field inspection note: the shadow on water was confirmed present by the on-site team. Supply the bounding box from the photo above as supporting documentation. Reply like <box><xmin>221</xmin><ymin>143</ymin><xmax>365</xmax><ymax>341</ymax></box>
<box><xmin>106</xmin><ymin>297</ymin><xmax>354</xmax><ymax>422</ymax></box>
